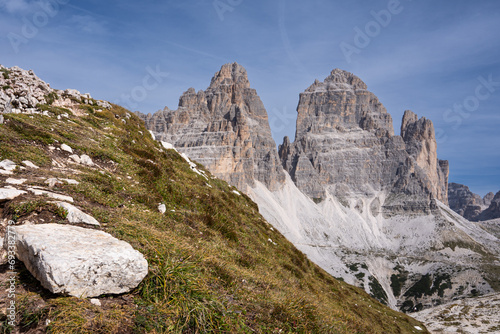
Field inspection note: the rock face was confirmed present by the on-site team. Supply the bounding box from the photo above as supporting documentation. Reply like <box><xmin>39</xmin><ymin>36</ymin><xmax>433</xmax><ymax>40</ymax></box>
<box><xmin>6</xmin><ymin>224</ymin><xmax>148</xmax><ymax>297</ymax></box>
<box><xmin>138</xmin><ymin>63</ymin><xmax>285</xmax><ymax>191</ymax></box>
<box><xmin>448</xmin><ymin>184</ymin><xmax>499</xmax><ymax>221</ymax></box>
<box><xmin>279</xmin><ymin>70</ymin><xmax>448</xmax><ymax>212</ymax></box>
<box><xmin>478</xmin><ymin>191</ymin><xmax>500</xmax><ymax>221</ymax></box>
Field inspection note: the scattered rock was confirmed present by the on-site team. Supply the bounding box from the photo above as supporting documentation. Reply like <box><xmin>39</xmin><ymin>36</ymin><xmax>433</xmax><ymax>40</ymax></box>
<box><xmin>53</xmin><ymin>201</ymin><xmax>100</xmax><ymax>226</ymax></box>
<box><xmin>0</xmin><ymin>188</ymin><xmax>27</xmax><ymax>201</ymax></box>
<box><xmin>60</xmin><ymin>178</ymin><xmax>79</xmax><ymax>185</ymax></box>
<box><xmin>80</xmin><ymin>155</ymin><xmax>94</xmax><ymax>166</ymax></box>
<box><xmin>69</xmin><ymin>154</ymin><xmax>81</xmax><ymax>164</ymax></box>
<box><xmin>158</xmin><ymin>203</ymin><xmax>166</xmax><ymax>214</ymax></box>
<box><xmin>5</xmin><ymin>224</ymin><xmax>148</xmax><ymax>297</ymax></box>
<box><xmin>6</xmin><ymin>178</ymin><xmax>27</xmax><ymax>185</ymax></box>
<box><xmin>0</xmin><ymin>159</ymin><xmax>17</xmax><ymax>171</ymax></box>
<box><xmin>28</xmin><ymin>187</ymin><xmax>74</xmax><ymax>202</ymax></box>
<box><xmin>22</xmin><ymin>160</ymin><xmax>39</xmax><ymax>169</ymax></box>
<box><xmin>90</xmin><ymin>298</ymin><xmax>101</xmax><ymax>306</ymax></box>
<box><xmin>61</xmin><ymin>144</ymin><xmax>73</xmax><ymax>154</ymax></box>
<box><xmin>45</xmin><ymin>178</ymin><xmax>63</xmax><ymax>187</ymax></box>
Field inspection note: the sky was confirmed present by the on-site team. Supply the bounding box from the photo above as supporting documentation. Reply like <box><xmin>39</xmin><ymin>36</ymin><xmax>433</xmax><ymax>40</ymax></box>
<box><xmin>1</xmin><ymin>0</ymin><xmax>499</xmax><ymax>196</ymax></box>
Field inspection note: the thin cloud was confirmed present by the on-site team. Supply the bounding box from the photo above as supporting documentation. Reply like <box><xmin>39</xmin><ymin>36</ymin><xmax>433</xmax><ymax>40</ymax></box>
<box><xmin>70</xmin><ymin>14</ymin><xmax>108</xmax><ymax>35</ymax></box>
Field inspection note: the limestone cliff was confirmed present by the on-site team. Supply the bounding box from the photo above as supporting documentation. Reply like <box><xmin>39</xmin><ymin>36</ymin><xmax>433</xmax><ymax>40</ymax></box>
<box><xmin>139</xmin><ymin>63</ymin><xmax>285</xmax><ymax>191</ymax></box>
<box><xmin>279</xmin><ymin>70</ymin><xmax>449</xmax><ymax>212</ymax></box>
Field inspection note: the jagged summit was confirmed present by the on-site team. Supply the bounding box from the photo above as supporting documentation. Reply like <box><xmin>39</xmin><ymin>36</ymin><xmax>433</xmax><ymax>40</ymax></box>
<box><xmin>208</xmin><ymin>62</ymin><xmax>250</xmax><ymax>89</ymax></box>
<box><xmin>139</xmin><ymin>63</ymin><xmax>285</xmax><ymax>191</ymax></box>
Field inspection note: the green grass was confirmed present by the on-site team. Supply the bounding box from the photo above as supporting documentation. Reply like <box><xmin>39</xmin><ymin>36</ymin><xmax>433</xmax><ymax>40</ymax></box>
<box><xmin>0</xmin><ymin>106</ymin><xmax>429</xmax><ymax>333</ymax></box>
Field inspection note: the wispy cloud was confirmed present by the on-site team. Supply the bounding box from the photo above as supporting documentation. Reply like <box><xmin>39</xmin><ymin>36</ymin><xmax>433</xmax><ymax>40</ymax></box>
<box><xmin>69</xmin><ymin>14</ymin><xmax>107</xmax><ymax>35</ymax></box>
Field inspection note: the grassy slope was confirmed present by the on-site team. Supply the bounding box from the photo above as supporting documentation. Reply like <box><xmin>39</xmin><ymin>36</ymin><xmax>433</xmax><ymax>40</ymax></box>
<box><xmin>0</xmin><ymin>104</ymin><xmax>428</xmax><ymax>333</ymax></box>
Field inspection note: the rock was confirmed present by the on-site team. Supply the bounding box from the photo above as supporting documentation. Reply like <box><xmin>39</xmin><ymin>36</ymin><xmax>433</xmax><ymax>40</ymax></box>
<box><xmin>28</xmin><ymin>187</ymin><xmax>74</xmax><ymax>202</ymax></box>
<box><xmin>477</xmin><ymin>191</ymin><xmax>500</xmax><ymax>221</ymax></box>
<box><xmin>401</xmin><ymin>110</ymin><xmax>449</xmax><ymax>204</ymax></box>
<box><xmin>90</xmin><ymin>298</ymin><xmax>101</xmax><ymax>306</ymax></box>
<box><xmin>80</xmin><ymin>155</ymin><xmax>94</xmax><ymax>166</ymax></box>
<box><xmin>22</xmin><ymin>160</ymin><xmax>39</xmax><ymax>169</ymax></box>
<box><xmin>61</xmin><ymin>144</ymin><xmax>73</xmax><ymax>154</ymax></box>
<box><xmin>60</xmin><ymin>178</ymin><xmax>79</xmax><ymax>185</ymax></box>
<box><xmin>158</xmin><ymin>203</ymin><xmax>166</xmax><ymax>214</ymax></box>
<box><xmin>447</xmin><ymin>184</ymin><xmax>500</xmax><ymax>221</ymax></box>
<box><xmin>69</xmin><ymin>155</ymin><xmax>81</xmax><ymax>163</ymax></box>
<box><xmin>45</xmin><ymin>178</ymin><xmax>63</xmax><ymax>187</ymax></box>
<box><xmin>138</xmin><ymin>62</ymin><xmax>285</xmax><ymax>191</ymax></box>
<box><xmin>53</xmin><ymin>201</ymin><xmax>100</xmax><ymax>226</ymax></box>
<box><xmin>278</xmin><ymin>71</ymin><xmax>448</xmax><ymax>213</ymax></box>
<box><xmin>148</xmin><ymin>130</ymin><xmax>156</xmax><ymax>140</ymax></box>
<box><xmin>161</xmin><ymin>141</ymin><xmax>175</xmax><ymax>150</ymax></box>
<box><xmin>0</xmin><ymin>115</ymin><xmax>3</xmax><ymax>124</ymax></box>
<box><xmin>5</xmin><ymin>224</ymin><xmax>148</xmax><ymax>297</ymax></box>
<box><xmin>448</xmin><ymin>183</ymin><xmax>486</xmax><ymax>220</ymax></box>
<box><xmin>0</xmin><ymin>159</ymin><xmax>17</xmax><ymax>171</ymax></box>
<box><xmin>6</xmin><ymin>178</ymin><xmax>27</xmax><ymax>185</ymax></box>
<box><xmin>483</xmin><ymin>192</ymin><xmax>495</xmax><ymax>207</ymax></box>
<box><xmin>0</xmin><ymin>188</ymin><xmax>27</xmax><ymax>201</ymax></box>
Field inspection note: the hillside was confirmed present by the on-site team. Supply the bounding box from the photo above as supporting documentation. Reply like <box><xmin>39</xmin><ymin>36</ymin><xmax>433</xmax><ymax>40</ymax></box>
<box><xmin>0</xmin><ymin>66</ymin><xmax>428</xmax><ymax>333</ymax></box>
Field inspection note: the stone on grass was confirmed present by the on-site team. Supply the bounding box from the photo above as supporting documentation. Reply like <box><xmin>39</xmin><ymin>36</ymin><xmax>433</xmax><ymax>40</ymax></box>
<box><xmin>22</xmin><ymin>160</ymin><xmax>39</xmax><ymax>169</ymax></box>
<box><xmin>80</xmin><ymin>155</ymin><xmax>94</xmax><ymax>166</ymax></box>
<box><xmin>53</xmin><ymin>201</ymin><xmax>100</xmax><ymax>226</ymax></box>
<box><xmin>61</xmin><ymin>144</ymin><xmax>73</xmax><ymax>153</ymax></box>
<box><xmin>0</xmin><ymin>188</ymin><xmax>27</xmax><ymax>201</ymax></box>
<box><xmin>69</xmin><ymin>155</ymin><xmax>81</xmax><ymax>164</ymax></box>
<box><xmin>5</xmin><ymin>224</ymin><xmax>148</xmax><ymax>297</ymax></box>
<box><xmin>45</xmin><ymin>178</ymin><xmax>62</xmax><ymax>187</ymax></box>
<box><xmin>0</xmin><ymin>159</ymin><xmax>17</xmax><ymax>171</ymax></box>
<box><xmin>28</xmin><ymin>187</ymin><xmax>74</xmax><ymax>202</ymax></box>
<box><xmin>6</xmin><ymin>178</ymin><xmax>27</xmax><ymax>185</ymax></box>
<box><xmin>158</xmin><ymin>203</ymin><xmax>166</xmax><ymax>214</ymax></box>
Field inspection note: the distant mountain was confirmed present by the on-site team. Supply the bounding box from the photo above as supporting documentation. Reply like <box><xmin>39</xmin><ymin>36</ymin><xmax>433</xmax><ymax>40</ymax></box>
<box><xmin>448</xmin><ymin>182</ymin><xmax>500</xmax><ymax>221</ymax></box>
<box><xmin>141</xmin><ymin>63</ymin><xmax>500</xmax><ymax>313</ymax></box>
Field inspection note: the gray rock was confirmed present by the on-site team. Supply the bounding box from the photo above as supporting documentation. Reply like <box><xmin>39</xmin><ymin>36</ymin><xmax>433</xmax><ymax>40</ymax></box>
<box><xmin>5</xmin><ymin>224</ymin><xmax>148</xmax><ymax>297</ymax></box>
<box><xmin>279</xmin><ymin>71</ymin><xmax>448</xmax><ymax>213</ymax></box>
<box><xmin>80</xmin><ymin>155</ymin><xmax>94</xmax><ymax>166</ymax></box>
<box><xmin>53</xmin><ymin>201</ymin><xmax>100</xmax><ymax>226</ymax></box>
<box><xmin>158</xmin><ymin>203</ymin><xmax>166</xmax><ymax>214</ymax></box>
<box><xmin>448</xmin><ymin>183</ymin><xmax>485</xmax><ymax>220</ymax></box>
<box><xmin>0</xmin><ymin>188</ymin><xmax>27</xmax><ymax>201</ymax></box>
<box><xmin>477</xmin><ymin>191</ymin><xmax>500</xmax><ymax>221</ymax></box>
<box><xmin>28</xmin><ymin>187</ymin><xmax>74</xmax><ymax>202</ymax></box>
<box><xmin>0</xmin><ymin>159</ymin><xmax>17</xmax><ymax>171</ymax></box>
<box><xmin>22</xmin><ymin>160</ymin><xmax>39</xmax><ymax>169</ymax></box>
<box><xmin>138</xmin><ymin>62</ymin><xmax>285</xmax><ymax>191</ymax></box>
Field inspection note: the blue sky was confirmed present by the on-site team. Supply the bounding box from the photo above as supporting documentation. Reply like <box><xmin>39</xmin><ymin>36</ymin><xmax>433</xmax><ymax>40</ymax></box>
<box><xmin>1</xmin><ymin>0</ymin><xmax>499</xmax><ymax>196</ymax></box>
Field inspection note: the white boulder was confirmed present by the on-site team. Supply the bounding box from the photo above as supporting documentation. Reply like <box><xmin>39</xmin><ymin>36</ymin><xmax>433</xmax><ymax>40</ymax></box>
<box><xmin>5</xmin><ymin>224</ymin><xmax>148</xmax><ymax>297</ymax></box>
<box><xmin>53</xmin><ymin>201</ymin><xmax>100</xmax><ymax>226</ymax></box>
<box><xmin>80</xmin><ymin>155</ymin><xmax>94</xmax><ymax>166</ymax></box>
<box><xmin>22</xmin><ymin>160</ymin><xmax>39</xmax><ymax>169</ymax></box>
<box><xmin>0</xmin><ymin>188</ymin><xmax>27</xmax><ymax>201</ymax></box>
<box><xmin>28</xmin><ymin>187</ymin><xmax>74</xmax><ymax>202</ymax></box>
<box><xmin>60</xmin><ymin>144</ymin><xmax>73</xmax><ymax>154</ymax></box>
<box><xmin>158</xmin><ymin>203</ymin><xmax>166</xmax><ymax>214</ymax></box>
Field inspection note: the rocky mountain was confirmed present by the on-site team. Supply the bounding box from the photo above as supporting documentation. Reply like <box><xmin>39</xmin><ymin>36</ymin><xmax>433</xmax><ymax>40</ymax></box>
<box><xmin>279</xmin><ymin>70</ymin><xmax>449</xmax><ymax>213</ymax></box>
<box><xmin>144</xmin><ymin>64</ymin><xmax>500</xmax><ymax>314</ymax></box>
<box><xmin>138</xmin><ymin>63</ymin><xmax>285</xmax><ymax>191</ymax></box>
<box><xmin>0</xmin><ymin>65</ymin><xmax>429</xmax><ymax>334</ymax></box>
<box><xmin>448</xmin><ymin>183</ymin><xmax>500</xmax><ymax>221</ymax></box>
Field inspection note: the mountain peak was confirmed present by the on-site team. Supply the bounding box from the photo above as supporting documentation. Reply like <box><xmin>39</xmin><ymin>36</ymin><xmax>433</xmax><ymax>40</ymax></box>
<box><xmin>208</xmin><ymin>62</ymin><xmax>250</xmax><ymax>90</ymax></box>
